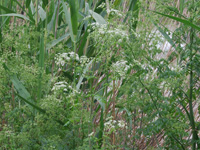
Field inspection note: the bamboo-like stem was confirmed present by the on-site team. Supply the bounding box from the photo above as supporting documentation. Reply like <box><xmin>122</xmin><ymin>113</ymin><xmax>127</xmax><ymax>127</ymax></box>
<box><xmin>112</xmin><ymin>79</ymin><xmax>115</xmax><ymax>145</ymax></box>
<box><xmin>55</xmin><ymin>0</ymin><xmax>60</xmax><ymax>38</ymax></box>
<box><xmin>188</xmin><ymin>28</ymin><xmax>199</xmax><ymax>150</ymax></box>
<box><xmin>35</xmin><ymin>0</ymin><xmax>39</xmax><ymax>27</ymax></box>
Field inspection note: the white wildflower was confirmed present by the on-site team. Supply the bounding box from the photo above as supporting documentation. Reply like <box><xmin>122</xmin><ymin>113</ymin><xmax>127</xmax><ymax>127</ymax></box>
<box><xmin>112</xmin><ymin>60</ymin><xmax>131</xmax><ymax>77</ymax></box>
<box><xmin>117</xmin><ymin>120</ymin><xmax>126</xmax><ymax>128</ymax></box>
<box><xmin>110</xmin><ymin>9</ymin><xmax>123</xmax><ymax>17</ymax></box>
<box><xmin>52</xmin><ymin>81</ymin><xmax>68</xmax><ymax>92</ymax></box>
<box><xmin>97</xmin><ymin>2</ymin><xmax>106</xmax><ymax>8</ymax></box>
<box><xmin>88</xmin><ymin>132</ymin><xmax>94</xmax><ymax>137</ymax></box>
<box><xmin>55</xmin><ymin>52</ymin><xmax>79</xmax><ymax>66</ymax></box>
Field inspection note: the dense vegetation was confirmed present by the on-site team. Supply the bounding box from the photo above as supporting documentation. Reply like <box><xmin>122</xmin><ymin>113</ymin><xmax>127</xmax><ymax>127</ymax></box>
<box><xmin>0</xmin><ymin>0</ymin><xmax>200</xmax><ymax>149</ymax></box>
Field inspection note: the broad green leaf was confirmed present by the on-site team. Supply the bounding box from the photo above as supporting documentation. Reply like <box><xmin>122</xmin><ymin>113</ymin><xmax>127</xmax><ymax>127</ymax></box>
<box><xmin>0</xmin><ymin>5</ymin><xmax>15</xmax><ymax>13</ymax></box>
<box><xmin>30</xmin><ymin>0</ymin><xmax>35</xmax><ymax>15</ymax></box>
<box><xmin>69</xmin><ymin>0</ymin><xmax>79</xmax><ymax>37</ymax></box>
<box><xmin>62</xmin><ymin>0</ymin><xmax>75</xmax><ymax>41</ymax></box>
<box><xmin>47</xmin><ymin>0</ymin><xmax>58</xmax><ymax>32</ymax></box>
<box><xmin>94</xmin><ymin>95</ymin><xmax>105</xmax><ymax>110</ymax></box>
<box><xmin>154</xmin><ymin>11</ymin><xmax>200</xmax><ymax>31</ymax></box>
<box><xmin>42</xmin><ymin>0</ymin><xmax>48</xmax><ymax>8</ymax></box>
<box><xmin>17</xmin><ymin>94</ymin><xmax>46</xmax><ymax>114</ymax></box>
<box><xmin>89</xmin><ymin>10</ymin><xmax>107</xmax><ymax>24</ymax></box>
<box><xmin>0</xmin><ymin>13</ymin><xmax>31</xmax><ymax>21</ymax></box>
<box><xmin>38</xmin><ymin>33</ymin><xmax>45</xmax><ymax>100</ymax></box>
<box><xmin>12</xmin><ymin>0</ymin><xmax>35</xmax><ymax>22</ymax></box>
<box><xmin>26</xmin><ymin>0</ymin><xmax>31</xmax><ymax>8</ymax></box>
<box><xmin>76</xmin><ymin>59</ymin><xmax>94</xmax><ymax>90</ymax></box>
<box><xmin>46</xmin><ymin>33</ymin><xmax>70</xmax><ymax>50</ymax></box>
<box><xmin>38</xmin><ymin>6</ymin><xmax>46</xmax><ymax>21</ymax></box>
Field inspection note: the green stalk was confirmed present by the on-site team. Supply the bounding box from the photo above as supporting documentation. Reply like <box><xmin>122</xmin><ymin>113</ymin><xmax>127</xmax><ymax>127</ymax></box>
<box><xmin>189</xmin><ymin>28</ymin><xmax>199</xmax><ymax>150</ymax></box>
<box><xmin>35</xmin><ymin>0</ymin><xmax>38</xmax><ymax>27</ymax></box>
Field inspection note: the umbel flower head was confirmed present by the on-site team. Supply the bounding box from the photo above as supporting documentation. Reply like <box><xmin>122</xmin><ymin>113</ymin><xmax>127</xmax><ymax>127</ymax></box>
<box><xmin>55</xmin><ymin>52</ymin><xmax>79</xmax><ymax>66</ymax></box>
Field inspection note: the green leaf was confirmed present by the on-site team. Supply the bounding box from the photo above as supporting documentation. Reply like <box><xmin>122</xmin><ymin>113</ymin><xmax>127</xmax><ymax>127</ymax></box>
<box><xmin>17</xmin><ymin>94</ymin><xmax>46</xmax><ymax>114</ymax></box>
<box><xmin>89</xmin><ymin>10</ymin><xmax>107</xmax><ymax>25</ymax></box>
<box><xmin>69</xmin><ymin>0</ymin><xmax>79</xmax><ymax>37</ymax></box>
<box><xmin>62</xmin><ymin>0</ymin><xmax>75</xmax><ymax>42</ymax></box>
<box><xmin>76</xmin><ymin>59</ymin><xmax>94</xmax><ymax>90</ymax></box>
<box><xmin>98</xmin><ymin>108</ymin><xmax>104</xmax><ymax>148</ymax></box>
<box><xmin>38</xmin><ymin>6</ymin><xmax>46</xmax><ymax>21</ymax></box>
<box><xmin>38</xmin><ymin>33</ymin><xmax>45</xmax><ymax>100</ymax></box>
<box><xmin>0</xmin><ymin>13</ymin><xmax>31</xmax><ymax>21</ymax></box>
<box><xmin>26</xmin><ymin>0</ymin><xmax>31</xmax><ymax>8</ymax></box>
<box><xmin>152</xmin><ymin>20</ymin><xmax>176</xmax><ymax>49</ymax></box>
<box><xmin>42</xmin><ymin>0</ymin><xmax>48</xmax><ymax>8</ymax></box>
<box><xmin>47</xmin><ymin>0</ymin><xmax>58</xmax><ymax>32</ymax></box>
<box><xmin>179</xmin><ymin>0</ymin><xmax>184</xmax><ymax>14</ymax></box>
<box><xmin>0</xmin><ymin>5</ymin><xmax>15</xmax><ymax>13</ymax></box>
<box><xmin>153</xmin><ymin>11</ymin><xmax>200</xmax><ymax>31</ymax></box>
<box><xmin>46</xmin><ymin>33</ymin><xmax>70</xmax><ymax>50</ymax></box>
<box><xmin>94</xmin><ymin>95</ymin><xmax>106</xmax><ymax>110</ymax></box>
<box><xmin>114</xmin><ymin>0</ymin><xmax>122</xmax><ymax>7</ymax></box>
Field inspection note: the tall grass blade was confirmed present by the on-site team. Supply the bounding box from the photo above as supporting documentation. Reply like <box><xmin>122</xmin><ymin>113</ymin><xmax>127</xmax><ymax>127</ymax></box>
<box><xmin>94</xmin><ymin>95</ymin><xmax>106</xmax><ymax>110</ymax></box>
<box><xmin>0</xmin><ymin>13</ymin><xmax>31</xmax><ymax>21</ymax></box>
<box><xmin>89</xmin><ymin>10</ymin><xmax>107</xmax><ymax>24</ymax></box>
<box><xmin>98</xmin><ymin>108</ymin><xmax>104</xmax><ymax>148</ymax></box>
<box><xmin>46</xmin><ymin>33</ymin><xmax>70</xmax><ymax>50</ymax></box>
<box><xmin>0</xmin><ymin>5</ymin><xmax>15</xmax><ymax>13</ymax></box>
<box><xmin>76</xmin><ymin>59</ymin><xmax>94</xmax><ymax>90</ymax></box>
<box><xmin>152</xmin><ymin>20</ymin><xmax>176</xmax><ymax>49</ymax></box>
<box><xmin>47</xmin><ymin>1</ymin><xmax>58</xmax><ymax>33</ymax></box>
<box><xmin>153</xmin><ymin>11</ymin><xmax>200</xmax><ymax>31</ymax></box>
<box><xmin>3</xmin><ymin>64</ymin><xmax>34</xmax><ymax>103</ymax></box>
<box><xmin>26</xmin><ymin>0</ymin><xmax>31</xmax><ymax>8</ymax></box>
<box><xmin>62</xmin><ymin>0</ymin><xmax>75</xmax><ymax>42</ymax></box>
<box><xmin>69</xmin><ymin>0</ymin><xmax>79</xmax><ymax>38</ymax></box>
<box><xmin>38</xmin><ymin>33</ymin><xmax>45</xmax><ymax>100</ymax></box>
<box><xmin>124</xmin><ymin>0</ymin><xmax>139</xmax><ymax>24</ymax></box>
<box><xmin>38</xmin><ymin>6</ymin><xmax>46</xmax><ymax>21</ymax></box>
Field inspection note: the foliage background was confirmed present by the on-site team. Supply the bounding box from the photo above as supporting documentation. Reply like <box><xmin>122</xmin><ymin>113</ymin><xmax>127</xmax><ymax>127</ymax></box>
<box><xmin>0</xmin><ymin>0</ymin><xmax>200</xmax><ymax>149</ymax></box>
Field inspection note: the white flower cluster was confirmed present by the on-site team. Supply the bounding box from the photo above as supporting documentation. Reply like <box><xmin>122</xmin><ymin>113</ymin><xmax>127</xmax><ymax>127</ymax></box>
<box><xmin>97</xmin><ymin>2</ymin><xmax>106</xmax><ymax>8</ymax></box>
<box><xmin>117</xmin><ymin>120</ymin><xmax>127</xmax><ymax>128</ymax></box>
<box><xmin>88</xmin><ymin>131</ymin><xmax>94</xmax><ymax>137</ymax></box>
<box><xmin>112</xmin><ymin>60</ymin><xmax>131</xmax><ymax>77</ymax></box>
<box><xmin>52</xmin><ymin>81</ymin><xmax>71</xmax><ymax>92</ymax></box>
<box><xmin>80</xmin><ymin>55</ymin><xmax>90</xmax><ymax>67</ymax></box>
<box><xmin>55</xmin><ymin>52</ymin><xmax>79</xmax><ymax>66</ymax></box>
<box><xmin>110</xmin><ymin>9</ymin><xmax>123</xmax><ymax>17</ymax></box>
<box><xmin>89</xmin><ymin>23</ymin><xmax>129</xmax><ymax>43</ymax></box>
<box><xmin>104</xmin><ymin>116</ymin><xmax>116</xmax><ymax>132</ymax></box>
<box><xmin>104</xmin><ymin>116</ymin><xmax>127</xmax><ymax>133</ymax></box>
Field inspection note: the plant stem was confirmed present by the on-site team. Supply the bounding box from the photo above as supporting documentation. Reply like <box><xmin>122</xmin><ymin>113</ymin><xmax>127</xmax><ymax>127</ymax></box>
<box><xmin>189</xmin><ymin>28</ymin><xmax>199</xmax><ymax>150</ymax></box>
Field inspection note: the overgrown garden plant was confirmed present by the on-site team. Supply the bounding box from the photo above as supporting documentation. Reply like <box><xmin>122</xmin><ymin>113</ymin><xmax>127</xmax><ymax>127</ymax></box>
<box><xmin>0</xmin><ymin>0</ymin><xmax>200</xmax><ymax>149</ymax></box>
